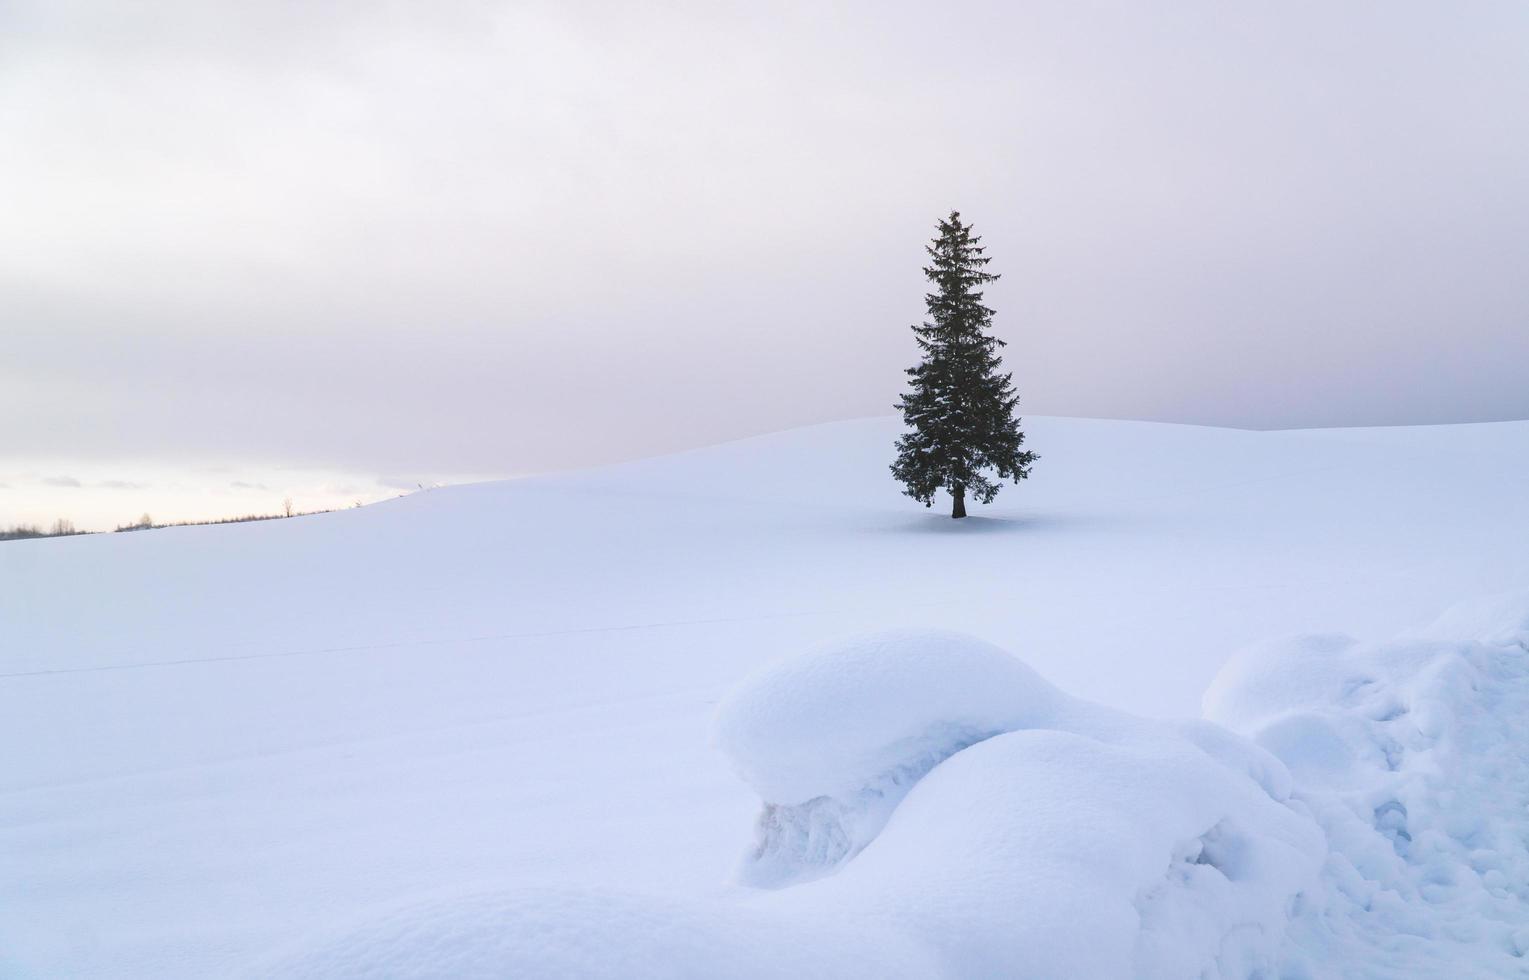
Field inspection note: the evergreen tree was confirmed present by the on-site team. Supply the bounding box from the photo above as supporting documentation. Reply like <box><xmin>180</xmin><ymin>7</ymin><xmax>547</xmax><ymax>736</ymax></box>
<box><xmin>891</xmin><ymin>211</ymin><xmax>1036</xmax><ymax>518</ymax></box>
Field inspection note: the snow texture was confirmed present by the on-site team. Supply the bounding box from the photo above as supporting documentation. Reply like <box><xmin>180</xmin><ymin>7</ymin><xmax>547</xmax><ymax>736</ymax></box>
<box><xmin>9</xmin><ymin>416</ymin><xmax>1529</xmax><ymax>977</ymax></box>
<box><xmin>712</xmin><ymin>629</ymin><xmax>1325</xmax><ymax>975</ymax></box>
<box><xmin>270</xmin><ymin>599</ymin><xmax>1529</xmax><ymax>978</ymax></box>
<box><xmin>712</xmin><ymin>630</ymin><xmax>1062</xmax><ymax>885</ymax></box>
<box><xmin>246</xmin><ymin>887</ymin><xmax>939</xmax><ymax>979</ymax></box>
<box><xmin>1207</xmin><ymin>590</ymin><xmax>1529</xmax><ymax>977</ymax></box>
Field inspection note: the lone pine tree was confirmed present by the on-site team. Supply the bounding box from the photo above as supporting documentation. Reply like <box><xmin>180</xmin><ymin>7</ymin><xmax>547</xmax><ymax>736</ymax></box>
<box><xmin>891</xmin><ymin>211</ymin><xmax>1036</xmax><ymax>518</ymax></box>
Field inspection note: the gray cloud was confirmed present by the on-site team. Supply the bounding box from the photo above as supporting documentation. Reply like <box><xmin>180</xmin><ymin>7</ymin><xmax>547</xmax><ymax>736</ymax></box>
<box><xmin>41</xmin><ymin>476</ymin><xmax>82</xmax><ymax>488</ymax></box>
<box><xmin>3</xmin><ymin>0</ymin><xmax>1527</xmax><ymax>476</ymax></box>
<box><xmin>229</xmin><ymin>480</ymin><xmax>271</xmax><ymax>491</ymax></box>
<box><xmin>96</xmin><ymin>479</ymin><xmax>146</xmax><ymax>490</ymax></box>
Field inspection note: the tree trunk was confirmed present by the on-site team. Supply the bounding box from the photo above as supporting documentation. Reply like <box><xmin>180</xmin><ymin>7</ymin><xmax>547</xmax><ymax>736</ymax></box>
<box><xmin>951</xmin><ymin>484</ymin><xmax>967</xmax><ymax>519</ymax></box>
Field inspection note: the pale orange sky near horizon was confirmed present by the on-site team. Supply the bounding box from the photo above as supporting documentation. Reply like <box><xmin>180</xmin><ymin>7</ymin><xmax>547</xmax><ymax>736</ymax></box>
<box><xmin>0</xmin><ymin>457</ymin><xmax>501</xmax><ymax>532</ymax></box>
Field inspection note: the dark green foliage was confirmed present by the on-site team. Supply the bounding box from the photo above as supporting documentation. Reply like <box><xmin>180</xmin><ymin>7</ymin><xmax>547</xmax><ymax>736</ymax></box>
<box><xmin>891</xmin><ymin>211</ymin><xmax>1036</xmax><ymax>518</ymax></box>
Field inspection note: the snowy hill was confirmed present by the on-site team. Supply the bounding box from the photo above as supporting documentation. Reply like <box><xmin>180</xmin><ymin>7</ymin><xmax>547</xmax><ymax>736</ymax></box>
<box><xmin>4</xmin><ymin>415</ymin><xmax>1529</xmax><ymax>976</ymax></box>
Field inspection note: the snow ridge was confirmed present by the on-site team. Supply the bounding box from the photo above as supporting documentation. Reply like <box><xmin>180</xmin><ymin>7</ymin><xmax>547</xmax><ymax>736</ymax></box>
<box><xmin>1208</xmin><ymin>591</ymin><xmax>1529</xmax><ymax>976</ymax></box>
<box><xmin>257</xmin><ymin>595</ymin><xmax>1529</xmax><ymax>978</ymax></box>
<box><xmin>711</xmin><ymin>630</ymin><xmax>1061</xmax><ymax>885</ymax></box>
<box><xmin>716</xmin><ymin>630</ymin><xmax>1325</xmax><ymax>976</ymax></box>
<box><xmin>737</xmin><ymin>722</ymin><xmax>990</xmax><ymax>887</ymax></box>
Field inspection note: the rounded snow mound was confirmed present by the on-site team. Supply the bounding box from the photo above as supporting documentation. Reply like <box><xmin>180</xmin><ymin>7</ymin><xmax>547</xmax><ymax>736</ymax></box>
<box><xmin>794</xmin><ymin>727</ymin><xmax>1324</xmax><ymax>978</ymax></box>
<box><xmin>711</xmin><ymin>628</ymin><xmax>1324</xmax><ymax>971</ymax></box>
<box><xmin>712</xmin><ymin>630</ymin><xmax>1064</xmax><ymax>885</ymax></box>
<box><xmin>713</xmin><ymin>629</ymin><xmax>1060</xmax><ymax>805</ymax></box>
<box><xmin>250</xmin><ymin>627</ymin><xmax>1334</xmax><ymax>977</ymax></box>
<box><xmin>246</xmin><ymin>598</ymin><xmax>1529</xmax><ymax>977</ymax></box>
<box><xmin>1414</xmin><ymin>588</ymin><xmax>1529</xmax><ymax>649</ymax></box>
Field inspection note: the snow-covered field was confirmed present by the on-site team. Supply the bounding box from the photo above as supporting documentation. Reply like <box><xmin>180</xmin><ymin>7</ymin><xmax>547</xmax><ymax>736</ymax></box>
<box><xmin>4</xmin><ymin>415</ymin><xmax>1529</xmax><ymax>977</ymax></box>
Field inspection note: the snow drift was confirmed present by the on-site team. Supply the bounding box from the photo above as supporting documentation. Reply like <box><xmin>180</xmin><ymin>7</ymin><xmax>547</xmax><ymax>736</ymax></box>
<box><xmin>1207</xmin><ymin>590</ymin><xmax>1529</xmax><ymax>976</ymax></box>
<box><xmin>262</xmin><ymin>630</ymin><xmax>1325</xmax><ymax>977</ymax></box>
<box><xmin>12</xmin><ymin>418</ymin><xmax>1529</xmax><ymax>977</ymax></box>
<box><xmin>711</xmin><ymin>630</ymin><xmax>1064</xmax><ymax>885</ymax></box>
<box><xmin>715</xmin><ymin>630</ymin><xmax>1326</xmax><ymax>976</ymax></box>
<box><xmin>259</xmin><ymin>596</ymin><xmax>1529</xmax><ymax>977</ymax></box>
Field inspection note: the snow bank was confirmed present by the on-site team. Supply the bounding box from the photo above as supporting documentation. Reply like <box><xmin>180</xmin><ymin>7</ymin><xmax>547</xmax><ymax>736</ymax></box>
<box><xmin>713</xmin><ymin>630</ymin><xmax>1061</xmax><ymax>805</ymax></box>
<box><xmin>1206</xmin><ymin>591</ymin><xmax>1529</xmax><ymax>975</ymax></box>
<box><xmin>713</xmin><ymin>629</ymin><xmax>1325</xmax><ymax>974</ymax></box>
<box><xmin>711</xmin><ymin>630</ymin><xmax>1063</xmax><ymax>884</ymax></box>
<box><xmin>255</xmin><ymin>630</ymin><xmax>1327</xmax><ymax>977</ymax></box>
<box><xmin>253</xmin><ymin>597</ymin><xmax>1529</xmax><ymax>977</ymax></box>
<box><xmin>787</xmin><ymin>725</ymin><xmax>1324</xmax><ymax>977</ymax></box>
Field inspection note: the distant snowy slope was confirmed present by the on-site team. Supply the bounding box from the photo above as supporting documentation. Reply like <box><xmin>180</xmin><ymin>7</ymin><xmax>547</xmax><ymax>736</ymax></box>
<box><xmin>2</xmin><ymin>416</ymin><xmax>1529</xmax><ymax>976</ymax></box>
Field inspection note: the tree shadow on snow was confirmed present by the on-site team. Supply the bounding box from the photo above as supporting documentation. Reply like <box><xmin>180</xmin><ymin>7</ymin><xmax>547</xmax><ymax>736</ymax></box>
<box><xmin>883</xmin><ymin>511</ymin><xmax>1103</xmax><ymax>536</ymax></box>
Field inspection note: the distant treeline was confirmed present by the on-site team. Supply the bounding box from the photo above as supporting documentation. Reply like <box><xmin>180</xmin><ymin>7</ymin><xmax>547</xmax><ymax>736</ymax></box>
<box><xmin>0</xmin><ymin>518</ymin><xmax>86</xmax><ymax>541</ymax></box>
<box><xmin>113</xmin><ymin>507</ymin><xmax>337</xmax><ymax>532</ymax></box>
<box><xmin>1</xmin><ymin>506</ymin><xmax>344</xmax><ymax>542</ymax></box>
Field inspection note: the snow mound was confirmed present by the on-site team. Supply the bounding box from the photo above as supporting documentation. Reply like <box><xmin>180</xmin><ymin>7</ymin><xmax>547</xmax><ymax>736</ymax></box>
<box><xmin>711</xmin><ymin>630</ymin><xmax>1063</xmax><ymax>884</ymax></box>
<box><xmin>1206</xmin><ymin>591</ymin><xmax>1529</xmax><ymax>975</ymax></box>
<box><xmin>251</xmin><ymin>599</ymin><xmax>1529</xmax><ymax>977</ymax></box>
<box><xmin>262</xmin><ymin>630</ymin><xmax>1326</xmax><ymax>978</ymax></box>
<box><xmin>1413</xmin><ymin>589</ymin><xmax>1529</xmax><ymax>650</ymax></box>
<box><xmin>786</xmin><ymin>725</ymin><xmax>1324</xmax><ymax>977</ymax></box>
<box><xmin>713</xmin><ymin>630</ymin><xmax>1061</xmax><ymax>804</ymax></box>
<box><xmin>714</xmin><ymin>629</ymin><xmax>1325</xmax><ymax>974</ymax></box>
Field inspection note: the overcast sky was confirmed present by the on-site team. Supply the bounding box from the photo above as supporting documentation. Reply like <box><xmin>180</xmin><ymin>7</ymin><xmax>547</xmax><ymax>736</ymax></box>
<box><xmin>4</xmin><ymin>0</ymin><xmax>1528</xmax><ymax>494</ymax></box>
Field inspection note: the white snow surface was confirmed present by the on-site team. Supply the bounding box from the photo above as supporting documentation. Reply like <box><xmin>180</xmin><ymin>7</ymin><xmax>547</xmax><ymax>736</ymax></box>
<box><xmin>261</xmin><ymin>601</ymin><xmax>1529</xmax><ymax>977</ymax></box>
<box><xmin>712</xmin><ymin>631</ymin><xmax>1064</xmax><ymax>884</ymax></box>
<box><xmin>6</xmin><ymin>415</ymin><xmax>1529</xmax><ymax>977</ymax></box>
<box><xmin>709</xmin><ymin>629</ymin><xmax>1325</xmax><ymax>976</ymax></box>
<box><xmin>1207</xmin><ymin>591</ymin><xmax>1529</xmax><ymax>976</ymax></box>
